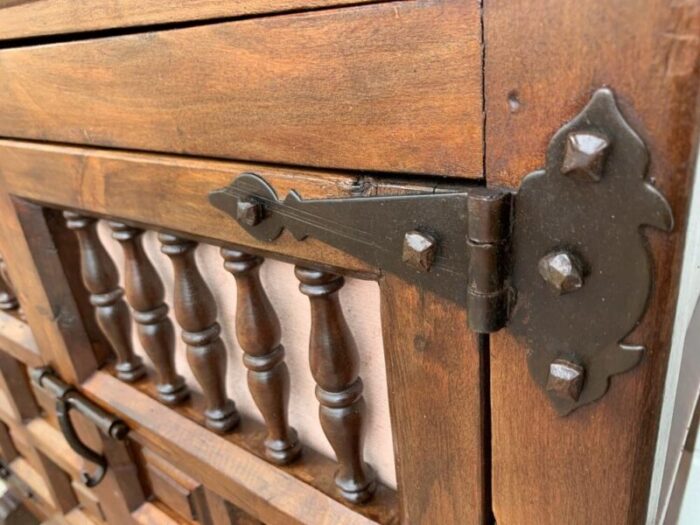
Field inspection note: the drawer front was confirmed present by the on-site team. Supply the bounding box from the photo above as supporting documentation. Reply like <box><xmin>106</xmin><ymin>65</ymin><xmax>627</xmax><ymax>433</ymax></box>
<box><xmin>0</xmin><ymin>0</ymin><xmax>379</xmax><ymax>41</ymax></box>
<box><xmin>0</xmin><ymin>0</ymin><xmax>481</xmax><ymax>178</ymax></box>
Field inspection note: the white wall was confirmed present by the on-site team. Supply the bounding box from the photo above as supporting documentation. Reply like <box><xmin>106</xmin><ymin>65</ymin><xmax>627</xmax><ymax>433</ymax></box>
<box><xmin>649</xmin><ymin>152</ymin><xmax>700</xmax><ymax>524</ymax></box>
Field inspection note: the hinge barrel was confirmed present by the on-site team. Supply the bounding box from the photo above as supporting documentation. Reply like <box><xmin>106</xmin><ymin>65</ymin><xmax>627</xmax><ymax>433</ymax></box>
<box><xmin>466</xmin><ymin>190</ymin><xmax>512</xmax><ymax>333</ymax></box>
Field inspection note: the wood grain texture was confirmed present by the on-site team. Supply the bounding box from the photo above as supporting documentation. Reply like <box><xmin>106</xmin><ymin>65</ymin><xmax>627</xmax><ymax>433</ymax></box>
<box><xmin>110</xmin><ymin>223</ymin><xmax>188</xmax><ymax>405</ymax></box>
<box><xmin>0</xmin><ymin>352</ymin><xmax>39</xmax><ymax>421</ymax></box>
<box><xmin>0</xmin><ymin>140</ymin><xmax>418</xmax><ymax>275</ymax></box>
<box><xmin>159</xmin><ymin>234</ymin><xmax>239</xmax><ymax>434</ymax></box>
<box><xmin>0</xmin><ymin>191</ymin><xmax>147</xmax><ymax>522</ymax></box>
<box><xmin>142</xmin><ymin>448</ymin><xmax>207</xmax><ymax>523</ymax></box>
<box><xmin>111</xmin><ymin>365</ymin><xmax>398</xmax><ymax>525</ymax></box>
<box><xmin>0</xmin><ymin>310</ymin><xmax>43</xmax><ymax>368</ymax></box>
<box><xmin>221</xmin><ymin>249</ymin><xmax>300</xmax><ymax>465</ymax></box>
<box><xmin>379</xmin><ymin>275</ymin><xmax>485</xmax><ymax>524</ymax></box>
<box><xmin>63</xmin><ymin>212</ymin><xmax>146</xmax><ymax>382</ymax></box>
<box><xmin>0</xmin><ymin>0</ymin><xmax>384</xmax><ymax>40</ymax></box>
<box><xmin>296</xmin><ymin>267</ymin><xmax>376</xmax><ymax>504</ymax></box>
<box><xmin>132</xmin><ymin>502</ymin><xmax>181</xmax><ymax>525</ymax></box>
<box><xmin>0</xmin><ymin>197</ymin><xmax>97</xmax><ymax>383</ymax></box>
<box><xmin>82</xmin><ymin>370</ymin><xmax>396</xmax><ymax>525</ymax></box>
<box><xmin>0</xmin><ymin>0</ymin><xmax>481</xmax><ymax>178</ymax></box>
<box><xmin>485</xmin><ymin>1</ymin><xmax>700</xmax><ymax>523</ymax></box>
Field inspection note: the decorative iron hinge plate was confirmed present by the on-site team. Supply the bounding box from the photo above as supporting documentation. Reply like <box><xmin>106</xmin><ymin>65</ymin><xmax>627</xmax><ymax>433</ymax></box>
<box><xmin>209</xmin><ymin>88</ymin><xmax>673</xmax><ymax>415</ymax></box>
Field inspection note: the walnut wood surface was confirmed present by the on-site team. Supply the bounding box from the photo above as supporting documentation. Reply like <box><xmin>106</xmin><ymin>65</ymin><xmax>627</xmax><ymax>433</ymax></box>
<box><xmin>110</xmin><ymin>223</ymin><xmax>189</xmax><ymax>405</ymax></box>
<box><xmin>296</xmin><ymin>267</ymin><xmax>376</xmax><ymax>504</ymax></box>
<box><xmin>0</xmin><ymin>139</ymin><xmax>478</xmax><ymax>522</ymax></box>
<box><xmin>0</xmin><ymin>310</ymin><xmax>42</xmax><ymax>370</ymax></box>
<box><xmin>0</xmin><ymin>194</ymin><xmax>143</xmax><ymax>522</ymax></box>
<box><xmin>0</xmin><ymin>352</ymin><xmax>39</xmax><ymax>421</ymax></box>
<box><xmin>221</xmin><ymin>249</ymin><xmax>300</xmax><ymax>465</ymax></box>
<box><xmin>0</xmin><ymin>198</ymin><xmax>94</xmax><ymax>383</ymax></box>
<box><xmin>0</xmin><ymin>140</ymin><xmax>414</xmax><ymax>275</ymax></box>
<box><xmin>83</xmin><ymin>370</ymin><xmax>396</xmax><ymax>525</ymax></box>
<box><xmin>63</xmin><ymin>212</ymin><xmax>145</xmax><ymax>382</ymax></box>
<box><xmin>0</xmin><ymin>0</ymin><xmax>481</xmax><ymax>178</ymax></box>
<box><xmin>159</xmin><ymin>234</ymin><xmax>239</xmax><ymax>433</ymax></box>
<box><xmin>0</xmin><ymin>0</ymin><xmax>384</xmax><ymax>40</ymax></box>
<box><xmin>485</xmin><ymin>1</ymin><xmax>700</xmax><ymax>523</ymax></box>
<box><xmin>379</xmin><ymin>275</ymin><xmax>486</xmax><ymax>523</ymax></box>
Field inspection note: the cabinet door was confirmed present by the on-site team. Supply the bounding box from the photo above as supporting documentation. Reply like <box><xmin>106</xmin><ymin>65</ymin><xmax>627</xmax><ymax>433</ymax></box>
<box><xmin>0</xmin><ymin>145</ymin><xmax>487</xmax><ymax>524</ymax></box>
<box><xmin>484</xmin><ymin>1</ymin><xmax>699</xmax><ymax>524</ymax></box>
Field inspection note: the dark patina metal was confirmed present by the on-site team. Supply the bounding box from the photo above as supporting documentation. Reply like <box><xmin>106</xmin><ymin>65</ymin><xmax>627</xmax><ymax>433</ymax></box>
<box><xmin>209</xmin><ymin>88</ymin><xmax>672</xmax><ymax>415</ymax></box>
<box><xmin>30</xmin><ymin>367</ymin><xmax>128</xmax><ymax>486</ymax></box>
<box><xmin>508</xmin><ymin>88</ymin><xmax>673</xmax><ymax>414</ymax></box>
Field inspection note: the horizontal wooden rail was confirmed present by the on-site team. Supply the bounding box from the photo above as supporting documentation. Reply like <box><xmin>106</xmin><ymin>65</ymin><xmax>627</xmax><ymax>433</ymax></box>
<box><xmin>0</xmin><ymin>0</ymin><xmax>385</xmax><ymax>41</ymax></box>
<box><xmin>0</xmin><ymin>140</ymin><xmax>385</xmax><ymax>277</ymax></box>
<box><xmin>82</xmin><ymin>370</ymin><xmax>397</xmax><ymax>525</ymax></box>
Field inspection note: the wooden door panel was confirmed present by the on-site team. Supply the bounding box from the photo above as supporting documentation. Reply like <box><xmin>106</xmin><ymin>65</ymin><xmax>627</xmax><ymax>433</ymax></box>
<box><xmin>0</xmin><ymin>137</ymin><xmax>487</xmax><ymax>523</ymax></box>
<box><xmin>0</xmin><ymin>0</ymin><xmax>481</xmax><ymax>178</ymax></box>
<box><xmin>485</xmin><ymin>0</ymin><xmax>700</xmax><ymax>523</ymax></box>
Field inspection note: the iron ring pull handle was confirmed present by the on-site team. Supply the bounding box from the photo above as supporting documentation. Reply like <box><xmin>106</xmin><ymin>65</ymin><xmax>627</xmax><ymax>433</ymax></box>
<box><xmin>30</xmin><ymin>367</ymin><xmax>129</xmax><ymax>487</ymax></box>
<box><xmin>56</xmin><ymin>394</ymin><xmax>107</xmax><ymax>487</ymax></box>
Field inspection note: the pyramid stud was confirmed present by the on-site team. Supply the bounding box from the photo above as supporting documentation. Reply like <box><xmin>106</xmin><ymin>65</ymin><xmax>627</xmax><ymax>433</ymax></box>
<box><xmin>546</xmin><ymin>359</ymin><xmax>585</xmax><ymax>401</ymax></box>
<box><xmin>561</xmin><ymin>132</ymin><xmax>610</xmax><ymax>182</ymax></box>
<box><xmin>402</xmin><ymin>230</ymin><xmax>436</xmax><ymax>272</ymax></box>
<box><xmin>538</xmin><ymin>251</ymin><xmax>584</xmax><ymax>295</ymax></box>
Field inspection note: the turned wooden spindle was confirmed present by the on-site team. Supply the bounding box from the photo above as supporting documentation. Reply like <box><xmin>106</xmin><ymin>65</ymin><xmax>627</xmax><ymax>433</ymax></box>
<box><xmin>221</xmin><ymin>249</ymin><xmax>301</xmax><ymax>464</ymax></box>
<box><xmin>159</xmin><ymin>233</ymin><xmax>238</xmax><ymax>433</ymax></box>
<box><xmin>110</xmin><ymin>223</ymin><xmax>189</xmax><ymax>405</ymax></box>
<box><xmin>295</xmin><ymin>267</ymin><xmax>376</xmax><ymax>504</ymax></box>
<box><xmin>63</xmin><ymin>212</ymin><xmax>145</xmax><ymax>382</ymax></box>
<box><xmin>0</xmin><ymin>256</ymin><xmax>19</xmax><ymax>312</ymax></box>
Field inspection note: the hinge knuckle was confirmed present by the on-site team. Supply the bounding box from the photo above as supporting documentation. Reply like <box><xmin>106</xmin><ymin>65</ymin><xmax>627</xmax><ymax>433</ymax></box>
<box><xmin>466</xmin><ymin>190</ymin><xmax>512</xmax><ymax>333</ymax></box>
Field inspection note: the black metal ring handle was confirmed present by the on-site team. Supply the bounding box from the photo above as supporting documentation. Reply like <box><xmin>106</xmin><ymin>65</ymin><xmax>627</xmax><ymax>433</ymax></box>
<box><xmin>56</xmin><ymin>394</ymin><xmax>108</xmax><ymax>487</ymax></box>
<box><xmin>31</xmin><ymin>367</ymin><xmax>129</xmax><ymax>487</ymax></box>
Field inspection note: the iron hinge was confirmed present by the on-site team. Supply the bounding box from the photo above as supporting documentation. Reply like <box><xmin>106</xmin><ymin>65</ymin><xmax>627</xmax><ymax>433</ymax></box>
<box><xmin>209</xmin><ymin>88</ymin><xmax>673</xmax><ymax>415</ymax></box>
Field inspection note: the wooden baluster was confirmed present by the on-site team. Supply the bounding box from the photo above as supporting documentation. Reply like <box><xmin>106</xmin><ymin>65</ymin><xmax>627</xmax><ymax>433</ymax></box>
<box><xmin>295</xmin><ymin>267</ymin><xmax>376</xmax><ymax>504</ymax></box>
<box><xmin>159</xmin><ymin>233</ymin><xmax>239</xmax><ymax>433</ymax></box>
<box><xmin>63</xmin><ymin>212</ymin><xmax>145</xmax><ymax>382</ymax></box>
<box><xmin>221</xmin><ymin>249</ymin><xmax>301</xmax><ymax>464</ymax></box>
<box><xmin>110</xmin><ymin>223</ymin><xmax>189</xmax><ymax>405</ymax></box>
<box><xmin>0</xmin><ymin>256</ymin><xmax>19</xmax><ymax>312</ymax></box>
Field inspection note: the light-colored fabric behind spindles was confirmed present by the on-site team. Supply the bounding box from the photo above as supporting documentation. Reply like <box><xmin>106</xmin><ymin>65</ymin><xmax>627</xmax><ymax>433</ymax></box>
<box><xmin>97</xmin><ymin>223</ymin><xmax>397</xmax><ymax>488</ymax></box>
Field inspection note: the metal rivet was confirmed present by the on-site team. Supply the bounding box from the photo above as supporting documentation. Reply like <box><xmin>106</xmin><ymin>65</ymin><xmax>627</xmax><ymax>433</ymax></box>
<box><xmin>561</xmin><ymin>131</ymin><xmax>610</xmax><ymax>182</ymax></box>
<box><xmin>236</xmin><ymin>199</ymin><xmax>264</xmax><ymax>227</ymax></box>
<box><xmin>402</xmin><ymin>231</ymin><xmax>436</xmax><ymax>272</ymax></box>
<box><xmin>538</xmin><ymin>251</ymin><xmax>584</xmax><ymax>294</ymax></box>
<box><xmin>546</xmin><ymin>358</ymin><xmax>585</xmax><ymax>401</ymax></box>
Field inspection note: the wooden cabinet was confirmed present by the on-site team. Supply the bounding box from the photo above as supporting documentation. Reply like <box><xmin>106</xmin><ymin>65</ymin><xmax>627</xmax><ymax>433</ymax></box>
<box><xmin>0</xmin><ymin>1</ymin><xmax>697</xmax><ymax>524</ymax></box>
